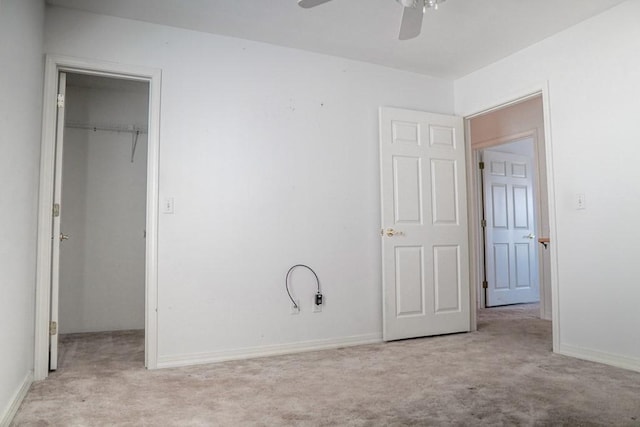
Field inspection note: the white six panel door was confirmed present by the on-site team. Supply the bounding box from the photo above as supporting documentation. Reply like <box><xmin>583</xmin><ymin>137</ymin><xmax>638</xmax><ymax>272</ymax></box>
<box><xmin>483</xmin><ymin>150</ymin><xmax>539</xmax><ymax>307</ymax></box>
<box><xmin>379</xmin><ymin>107</ymin><xmax>470</xmax><ymax>341</ymax></box>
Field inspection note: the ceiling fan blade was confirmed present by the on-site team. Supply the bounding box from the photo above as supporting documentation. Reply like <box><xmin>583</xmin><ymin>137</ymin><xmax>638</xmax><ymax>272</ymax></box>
<box><xmin>398</xmin><ymin>6</ymin><xmax>424</xmax><ymax>40</ymax></box>
<box><xmin>297</xmin><ymin>0</ymin><xmax>334</xmax><ymax>8</ymax></box>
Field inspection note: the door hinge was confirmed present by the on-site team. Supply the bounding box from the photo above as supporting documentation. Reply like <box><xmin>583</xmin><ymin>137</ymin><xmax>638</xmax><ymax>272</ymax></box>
<box><xmin>57</xmin><ymin>93</ymin><xmax>65</xmax><ymax>108</ymax></box>
<box><xmin>49</xmin><ymin>321</ymin><xmax>57</xmax><ymax>336</ymax></box>
<box><xmin>479</xmin><ymin>161</ymin><xmax>485</xmax><ymax>170</ymax></box>
<box><xmin>53</xmin><ymin>203</ymin><xmax>60</xmax><ymax>217</ymax></box>
<box><xmin>482</xmin><ymin>280</ymin><xmax>488</xmax><ymax>289</ymax></box>
<box><xmin>481</xmin><ymin>219</ymin><xmax>487</xmax><ymax>228</ymax></box>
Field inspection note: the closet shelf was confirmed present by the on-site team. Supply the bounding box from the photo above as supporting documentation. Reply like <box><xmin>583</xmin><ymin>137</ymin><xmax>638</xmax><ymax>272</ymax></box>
<box><xmin>65</xmin><ymin>121</ymin><xmax>147</xmax><ymax>162</ymax></box>
<box><xmin>65</xmin><ymin>121</ymin><xmax>148</xmax><ymax>134</ymax></box>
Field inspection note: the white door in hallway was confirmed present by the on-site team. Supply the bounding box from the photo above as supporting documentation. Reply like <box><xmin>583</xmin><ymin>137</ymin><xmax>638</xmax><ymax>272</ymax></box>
<box><xmin>49</xmin><ymin>72</ymin><xmax>67</xmax><ymax>370</ymax></box>
<box><xmin>483</xmin><ymin>150</ymin><xmax>539</xmax><ymax>307</ymax></box>
<box><xmin>379</xmin><ymin>107</ymin><xmax>470</xmax><ymax>341</ymax></box>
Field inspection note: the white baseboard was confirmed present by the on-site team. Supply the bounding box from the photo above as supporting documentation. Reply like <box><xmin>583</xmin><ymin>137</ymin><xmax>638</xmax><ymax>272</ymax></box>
<box><xmin>0</xmin><ymin>371</ymin><xmax>33</xmax><ymax>427</ymax></box>
<box><xmin>558</xmin><ymin>343</ymin><xmax>640</xmax><ymax>373</ymax></box>
<box><xmin>157</xmin><ymin>333</ymin><xmax>382</xmax><ymax>369</ymax></box>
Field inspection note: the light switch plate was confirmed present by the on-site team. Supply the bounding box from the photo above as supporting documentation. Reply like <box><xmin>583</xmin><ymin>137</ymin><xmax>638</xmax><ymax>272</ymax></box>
<box><xmin>576</xmin><ymin>193</ymin><xmax>586</xmax><ymax>210</ymax></box>
<box><xmin>163</xmin><ymin>197</ymin><xmax>174</xmax><ymax>214</ymax></box>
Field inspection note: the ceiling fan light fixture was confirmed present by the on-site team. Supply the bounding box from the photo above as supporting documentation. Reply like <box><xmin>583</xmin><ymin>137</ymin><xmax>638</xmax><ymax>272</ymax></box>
<box><xmin>396</xmin><ymin>0</ymin><xmax>446</xmax><ymax>10</ymax></box>
<box><xmin>426</xmin><ymin>0</ymin><xmax>446</xmax><ymax>10</ymax></box>
<box><xmin>302</xmin><ymin>0</ymin><xmax>448</xmax><ymax>41</ymax></box>
<box><xmin>396</xmin><ymin>0</ymin><xmax>418</xmax><ymax>8</ymax></box>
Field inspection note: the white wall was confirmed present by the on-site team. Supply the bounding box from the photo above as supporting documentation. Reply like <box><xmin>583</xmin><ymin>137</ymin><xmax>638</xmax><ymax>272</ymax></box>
<box><xmin>0</xmin><ymin>0</ymin><xmax>44</xmax><ymax>423</ymax></box>
<box><xmin>486</xmin><ymin>138</ymin><xmax>535</xmax><ymax>158</ymax></box>
<box><xmin>59</xmin><ymin>81</ymin><xmax>148</xmax><ymax>334</ymax></box>
<box><xmin>44</xmin><ymin>6</ymin><xmax>454</xmax><ymax>364</ymax></box>
<box><xmin>456</xmin><ymin>0</ymin><xmax>640</xmax><ymax>370</ymax></box>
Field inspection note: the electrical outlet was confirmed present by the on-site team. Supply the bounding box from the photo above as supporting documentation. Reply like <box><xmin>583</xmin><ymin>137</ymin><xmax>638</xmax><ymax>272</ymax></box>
<box><xmin>313</xmin><ymin>293</ymin><xmax>323</xmax><ymax>313</ymax></box>
<box><xmin>576</xmin><ymin>193</ymin><xmax>586</xmax><ymax>210</ymax></box>
<box><xmin>290</xmin><ymin>300</ymin><xmax>300</xmax><ymax>315</ymax></box>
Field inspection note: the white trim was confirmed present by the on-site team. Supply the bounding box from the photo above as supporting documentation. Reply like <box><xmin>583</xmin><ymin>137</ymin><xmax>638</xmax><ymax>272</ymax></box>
<box><xmin>34</xmin><ymin>55</ymin><xmax>161</xmax><ymax>380</ymax></box>
<box><xmin>467</xmin><ymin>147</ymin><xmax>485</xmax><ymax>311</ymax></box>
<box><xmin>0</xmin><ymin>372</ymin><xmax>33</xmax><ymax>427</ymax></box>
<box><xmin>34</xmin><ymin>56</ymin><xmax>58</xmax><ymax>381</ymax></box>
<box><xmin>538</xmin><ymin>82</ymin><xmax>560</xmax><ymax>352</ymax></box>
<box><xmin>463</xmin><ymin>120</ymin><xmax>478</xmax><ymax>331</ymax></box>
<box><xmin>157</xmin><ymin>334</ymin><xmax>383</xmax><ymax>369</ymax></box>
<box><xmin>472</xmin><ymin>129</ymin><xmax>537</xmax><ymax>150</ymax></box>
<box><xmin>558</xmin><ymin>344</ymin><xmax>640</xmax><ymax>373</ymax></box>
<box><xmin>460</xmin><ymin>81</ymin><xmax>560</xmax><ymax>352</ymax></box>
<box><xmin>458</xmin><ymin>83</ymin><xmax>545</xmax><ymax>119</ymax></box>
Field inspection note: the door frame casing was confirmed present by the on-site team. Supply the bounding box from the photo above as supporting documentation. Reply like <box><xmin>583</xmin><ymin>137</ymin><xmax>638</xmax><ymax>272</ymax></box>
<box><xmin>461</xmin><ymin>82</ymin><xmax>559</xmax><ymax>352</ymax></box>
<box><xmin>34</xmin><ymin>55</ymin><xmax>161</xmax><ymax>380</ymax></box>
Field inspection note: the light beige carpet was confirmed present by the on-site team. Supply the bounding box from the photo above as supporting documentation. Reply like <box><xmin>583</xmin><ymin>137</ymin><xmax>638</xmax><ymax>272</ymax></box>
<box><xmin>12</xmin><ymin>305</ymin><xmax>640</xmax><ymax>426</ymax></box>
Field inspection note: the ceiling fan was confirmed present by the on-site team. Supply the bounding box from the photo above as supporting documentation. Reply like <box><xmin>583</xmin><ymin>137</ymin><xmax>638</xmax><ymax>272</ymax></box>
<box><xmin>297</xmin><ymin>0</ymin><xmax>446</xmax><ymax>40</ymax></box>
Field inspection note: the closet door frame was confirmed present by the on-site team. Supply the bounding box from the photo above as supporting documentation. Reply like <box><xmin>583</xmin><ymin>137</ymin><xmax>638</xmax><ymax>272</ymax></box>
<box><xmin>34</xmin><ymin>55</ymin><xmax>162</xmax><ymax>380</ymax></box>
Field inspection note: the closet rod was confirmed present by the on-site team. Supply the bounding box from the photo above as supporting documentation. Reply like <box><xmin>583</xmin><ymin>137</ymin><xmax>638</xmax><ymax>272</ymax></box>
<box><xmin>65</xmin><ymin>122</ymin><xmax>148</xmax><ymax>134</ymax></box>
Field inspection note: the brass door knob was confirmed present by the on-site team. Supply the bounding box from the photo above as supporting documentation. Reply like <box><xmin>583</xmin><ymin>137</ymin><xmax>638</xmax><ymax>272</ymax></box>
<box><xmin>385</xmin><ymin>228</ymin><xmax>405</xmax><ymax>237</ymax></box>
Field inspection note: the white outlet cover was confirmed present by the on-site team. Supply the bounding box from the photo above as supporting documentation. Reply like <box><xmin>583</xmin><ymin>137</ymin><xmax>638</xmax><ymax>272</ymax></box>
<box><xmin>313</xmin><ymin>295</ymin><xmax>324</xmax><ymax>313</ymax></box>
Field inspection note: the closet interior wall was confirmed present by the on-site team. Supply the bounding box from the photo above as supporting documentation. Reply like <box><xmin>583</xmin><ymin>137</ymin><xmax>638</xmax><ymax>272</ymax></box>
<box><xmin>59</xmin><ymin>74</ymin><xmax>149</xmax><ymax>334</ymax></box>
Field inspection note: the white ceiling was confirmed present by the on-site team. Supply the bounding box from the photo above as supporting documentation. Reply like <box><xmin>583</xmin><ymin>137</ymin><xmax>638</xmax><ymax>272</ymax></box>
<box><xmin>47</xmin><ymin>0</ymin><xmax>627</xmax><ymax>79</ymax></box>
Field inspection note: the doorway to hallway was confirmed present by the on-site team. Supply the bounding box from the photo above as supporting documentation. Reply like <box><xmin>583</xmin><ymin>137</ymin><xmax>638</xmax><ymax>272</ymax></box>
<box><xmin>467</xmin><ymin>95</ymin><xmax>552</xmax><ymax>319</ymax></box>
